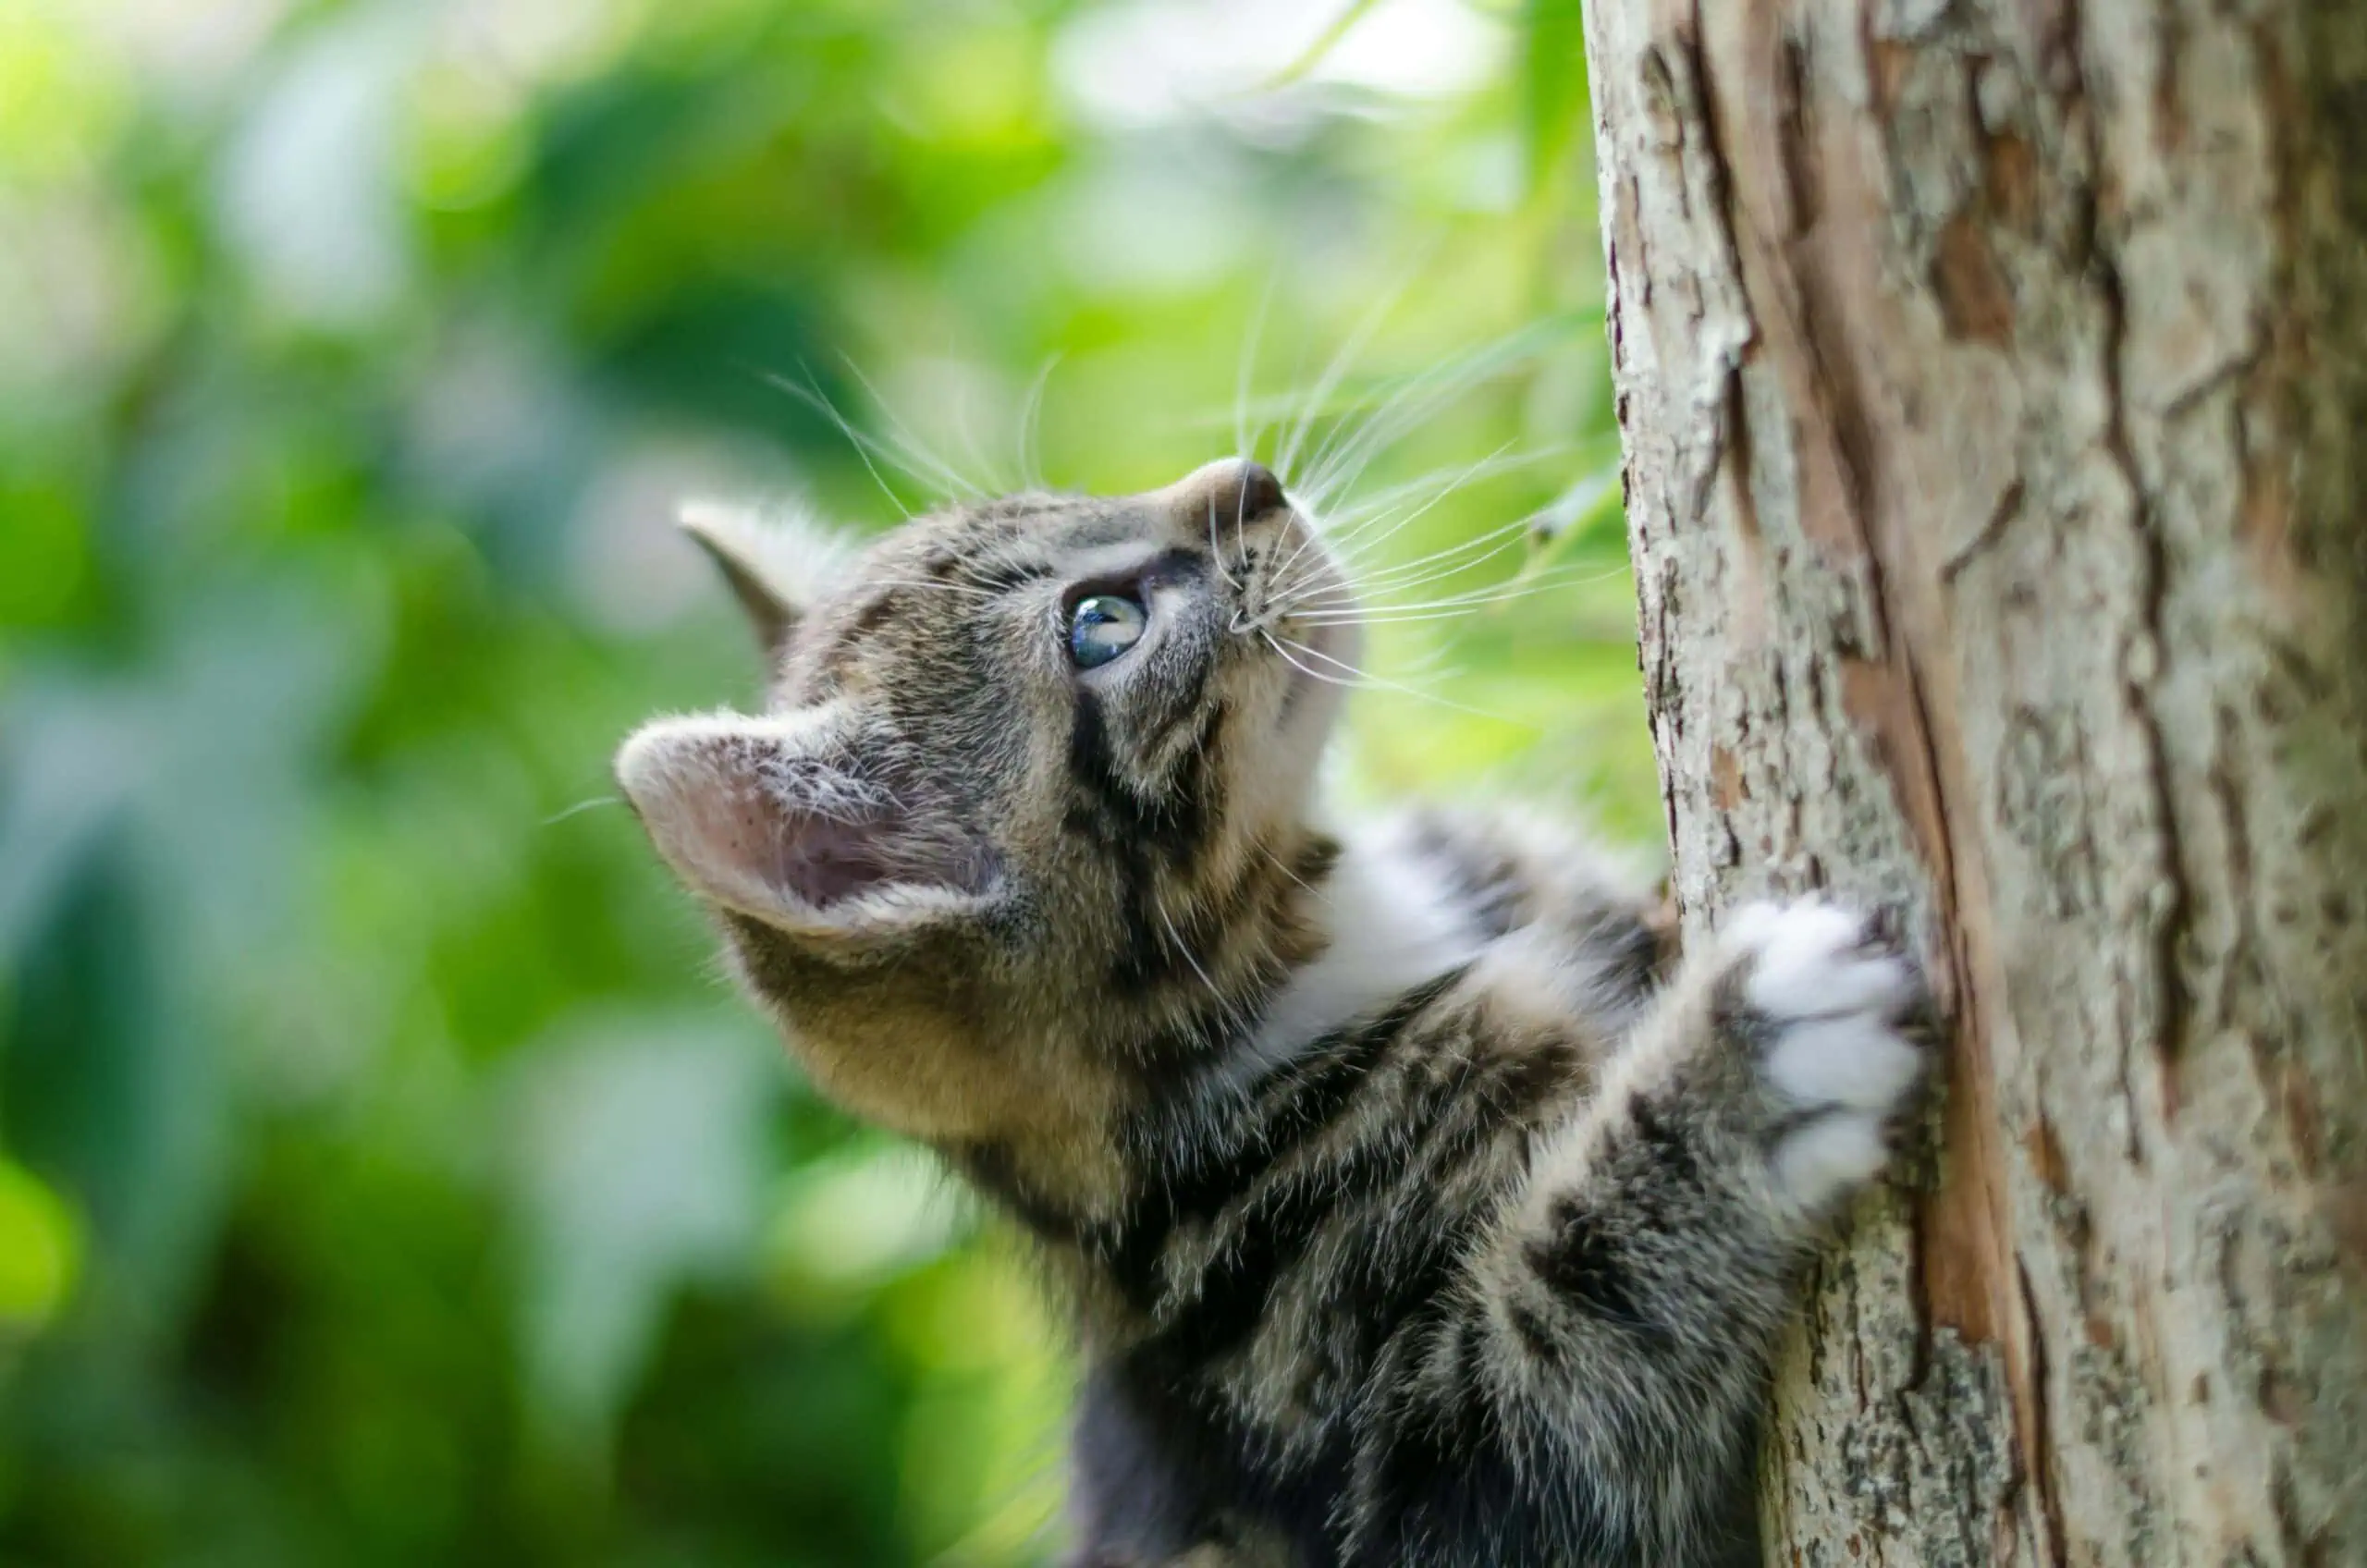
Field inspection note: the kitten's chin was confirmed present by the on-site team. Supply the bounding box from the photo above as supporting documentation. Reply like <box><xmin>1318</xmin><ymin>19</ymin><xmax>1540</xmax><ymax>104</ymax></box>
<box><xmin>1250</xmin><ymin>611</ymin><xmax>1357</xmax><ymax>828</ymax></box>
<box><xmin>1306</xmin><ymin>613</ymin><xmax>1363</xmax><ymax>687</ymax></box>
<box><xmin>1282</xmin><ymin>612</ymin><xmax>1359</xmax><ymax>724</ymax></box>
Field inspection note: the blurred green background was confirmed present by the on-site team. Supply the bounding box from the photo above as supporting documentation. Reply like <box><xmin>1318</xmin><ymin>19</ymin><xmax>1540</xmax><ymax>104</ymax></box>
<box><xmin>0</xmin><ymin>1</ymin><xmax>1645</xmax><ymax>1562</ymax></box>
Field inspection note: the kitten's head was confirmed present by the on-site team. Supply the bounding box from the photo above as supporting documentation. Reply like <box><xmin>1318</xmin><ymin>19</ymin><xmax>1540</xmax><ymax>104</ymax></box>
<box><xmin>617</xmin><ymin>459</ymin><xmax>1354</xmax><ymax>1174</ymax></box>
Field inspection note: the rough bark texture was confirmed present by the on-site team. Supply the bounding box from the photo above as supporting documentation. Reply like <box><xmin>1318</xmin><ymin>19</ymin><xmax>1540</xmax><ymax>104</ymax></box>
<box><xmin>1580</xmin><ymin>1</ymin><xmax>2367</xmax><ymax>1563</ymax></box>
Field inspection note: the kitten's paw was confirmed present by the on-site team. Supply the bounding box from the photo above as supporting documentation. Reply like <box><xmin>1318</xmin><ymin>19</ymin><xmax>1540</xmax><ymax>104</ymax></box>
<box><xmin>1719</xmin><ymin>900</ymin><xmax>1930</xmax><ymax>1211</ymax></box>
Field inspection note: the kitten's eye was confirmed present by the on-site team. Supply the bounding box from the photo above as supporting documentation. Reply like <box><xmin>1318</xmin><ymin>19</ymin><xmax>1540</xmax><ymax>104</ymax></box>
<box><xmin>1068</xmin><ymin>594</ymin><xmax>1147</xmax><ymax>669</ymax></box>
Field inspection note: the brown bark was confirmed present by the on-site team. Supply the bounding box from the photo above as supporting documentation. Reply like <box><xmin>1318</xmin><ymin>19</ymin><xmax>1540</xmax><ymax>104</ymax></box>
<box><xmin>1580</xmin><ymin>1</ymin><xmax>2367</xmax><ymax>1562</ymax></box>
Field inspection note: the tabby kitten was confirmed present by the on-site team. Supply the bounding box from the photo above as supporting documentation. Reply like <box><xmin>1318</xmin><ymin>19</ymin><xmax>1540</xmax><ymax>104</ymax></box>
<box><xmin>616</xmin><ymin>457</ymin><xmax>1930</xmax><ymax>1567</ymax></box>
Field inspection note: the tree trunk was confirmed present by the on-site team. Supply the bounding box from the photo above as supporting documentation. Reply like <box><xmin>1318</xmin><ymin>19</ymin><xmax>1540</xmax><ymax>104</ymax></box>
<box><xmin>1579</xmin><ymin>2</ymin><xmax>2367</xmax><ymax>1563</ymax></box>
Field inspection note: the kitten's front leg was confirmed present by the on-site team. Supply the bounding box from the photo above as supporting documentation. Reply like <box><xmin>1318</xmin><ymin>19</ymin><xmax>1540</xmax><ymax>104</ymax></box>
<box><xmin>1352</xmin><ymin>901</ymin><xmax>1932</xmax><ymax>1565</ymax></box>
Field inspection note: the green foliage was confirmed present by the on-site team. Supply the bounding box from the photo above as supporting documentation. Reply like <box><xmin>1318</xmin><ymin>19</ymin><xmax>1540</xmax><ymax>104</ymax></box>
<box><xmin>0</xmin><ymin>0</ymin><xmax>1638</xmax><ymax>1562</ymax></box>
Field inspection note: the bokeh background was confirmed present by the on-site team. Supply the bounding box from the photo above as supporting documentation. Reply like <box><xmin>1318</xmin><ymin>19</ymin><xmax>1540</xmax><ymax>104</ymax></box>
<box><xmin>0</xmin><ymin>1</ymin><xmax>1647</xmax><ymax>1562</ymax></box>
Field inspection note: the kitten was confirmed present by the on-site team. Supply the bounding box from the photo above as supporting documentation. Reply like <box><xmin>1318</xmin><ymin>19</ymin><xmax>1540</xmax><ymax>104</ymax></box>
<box><xmin>616</xmin><ymin>458</ymin><xmax>1930</xmax><ymax>1567</ymax></box>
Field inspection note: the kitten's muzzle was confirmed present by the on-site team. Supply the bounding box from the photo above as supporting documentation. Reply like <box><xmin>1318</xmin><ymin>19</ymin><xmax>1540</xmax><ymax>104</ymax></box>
<box><xmin>1162</xmin><ymin>457</ymin><xmax>1289</xmax><ymax>528</ymax></box>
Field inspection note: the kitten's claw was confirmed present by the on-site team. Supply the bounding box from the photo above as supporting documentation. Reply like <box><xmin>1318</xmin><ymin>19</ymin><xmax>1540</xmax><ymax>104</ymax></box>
<box><xmin>1720</xmin><ymin>900</ymin><xmax>1930</xmax><ymax>1211</ymax></box>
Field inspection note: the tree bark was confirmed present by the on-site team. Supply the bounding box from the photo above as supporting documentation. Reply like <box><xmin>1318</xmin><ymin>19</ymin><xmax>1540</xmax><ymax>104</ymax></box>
<box><xmin>1580</xmin><ymin>2</ymin><xmax>2367</xmax><ymax>1563</ymax></box>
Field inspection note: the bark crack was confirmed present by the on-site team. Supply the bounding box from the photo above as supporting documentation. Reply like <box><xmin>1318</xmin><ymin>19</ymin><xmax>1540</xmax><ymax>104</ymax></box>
<box><xmin>2071</xmin><ymin>33</ymin><xmax>2196</xmax><ymax>1133</ymax></box>
<box><xmin>2017</xmin><ymin>1259</ymin><xmax>2072</xmax><ymax>1567</ymax></box>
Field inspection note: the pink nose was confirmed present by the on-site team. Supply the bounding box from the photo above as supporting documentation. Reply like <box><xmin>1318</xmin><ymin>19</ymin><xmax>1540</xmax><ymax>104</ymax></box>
<box><xmin>1166</xmin><ymin>457</ymin><xmax>1289</xmax><ymax>525</ymax></box>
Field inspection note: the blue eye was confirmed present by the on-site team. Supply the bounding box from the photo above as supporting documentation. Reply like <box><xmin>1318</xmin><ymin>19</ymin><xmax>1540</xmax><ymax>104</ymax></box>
<box><xmin>1069</xmin><ymin>594</ymin><xmax>1147</xmax><ymax>668</ymax></box>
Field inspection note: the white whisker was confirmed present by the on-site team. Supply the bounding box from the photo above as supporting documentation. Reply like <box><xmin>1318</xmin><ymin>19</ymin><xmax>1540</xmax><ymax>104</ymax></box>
<box><xmin>1293</xmin><ymin>570</ymin><xmax>1613</xmax><ymax>624</ymax></box>
<box><xmin>767</xmin><ymin>369</ymin><xmax>916</xmax><ymax>519</ymax></box>
<box><xmin>1275</xmin><ymin>259</ymin><xmax>1420</xmax><ymax>482</ymax></box>
<box><xmin>1294</xmin><ymin>310</ymin><xmax>1510</xmax><ymax>501</ymax></box>
<box><xmin>1279</xmin><ymin>440</ymin><xmax>1518</xmax><ymax>598</ymax></box>
<box><xmin>946</xmin><ymin>356</ymin><xmax>1007</xmax><ymax>495</ymax></box>
<box><xmin>1207</xmin><ymin>497</ymin><xmax>1245</xmax><ymax>593</ymax></box>
<box><xmin>1297</xmin><ymin>361</ymin><xmax>1495</xmax><ymax>513</ymax></box>
<box><xmin>1339</xmin><ymin>502</ymin><xmax>1558</xmax><ymax>570</ymax></box>
<box><xmin>1264</xmin><ymin>630</ymin><xmax>1527</xmax><ymax>725</ymax></box>
<box><xmin>543</xmin><ymin>795</ymin><xmax>625</xmax><ymax>826</ymax></box>
<box><xmin>1299</xmin><ymin>318</ymin><xmax>1576</xmax><ymax>508</ymax></box>
<box><xmin>1256</xmin><ymin>839</ymin><xmax>1330</xmax><ymax>901</ymax></box>
<box><xmin>1316</xmin><ymin>446</ymin><xmax>1576</xmax><ymax>540</ymax></box>
<box><xmin>1295</xmin><ymin>601</ymin><xmax>1577</xmax><ymax>631</ymax></box>
<box><xmin>1287</xmin><ymin>522</ymin><xmax>1537</xmax><ymax>607</ymax></box>
<box><xmin>1271</xmin><ymin>429</ymin><xmax>1565</xmax><ymax>603</ymax></box>
<box><xmin>834</xmin><ymin>353</ymin><xmax>988</xmax><ymax>499</ymax></box>
<box><xmin>1258</xmin><ymin>628</ymin><xmax>1382</xmax><ymax>691</ymax></box>
<box><xmin>1299</xmin><ymin>555</ymin><xmax>1618</xmax><ymax>615</ymax></box>
<box><xmin>1015</xmin><ymin>352</ymin><xmax>1061</xmax><ymax>492</ymax></box>
<box><xmin>1325</xmin><ymin>497</ymin><xmax>1583</xmax><ymax>583</ymax></box>
<box><xmin>1155</xmin><ymin>895</ymin><xmax>1252</xmax><ymax>1039</ymax></box>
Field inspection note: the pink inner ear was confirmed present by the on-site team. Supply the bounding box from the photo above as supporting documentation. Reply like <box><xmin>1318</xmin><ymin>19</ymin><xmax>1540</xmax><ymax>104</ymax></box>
<box><xmin>768</xmin><ymin>811</ymin><xmax>993</xmax><ymax>909</ymax></box>
<box><xmin>620</xmin><ymin>717</ymin><xmax>993</xmax><ymax>923</ymax></box>
<box><xmin>772</xmin><ymin>815</ymin><xmax>902</xmax><ymax>908</ymax></box>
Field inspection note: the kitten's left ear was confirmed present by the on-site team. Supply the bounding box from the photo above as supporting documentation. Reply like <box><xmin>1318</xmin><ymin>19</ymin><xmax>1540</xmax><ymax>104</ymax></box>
<box><xmin>678</xmin><ymin>498</ymin><xmax>852</xmax><ymax>657</ymax></box>
<box><xmin>614</xmin><ymin>705</ymin><xmax>999</xmax><ymax>948</ymax></box>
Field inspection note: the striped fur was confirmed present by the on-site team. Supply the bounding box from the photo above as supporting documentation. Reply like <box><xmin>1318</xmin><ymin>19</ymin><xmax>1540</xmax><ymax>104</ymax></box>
<box><xmin>616</xmin><ymin>459</ymin><xmax>1932</xmax><ymax>1566</ymax></box>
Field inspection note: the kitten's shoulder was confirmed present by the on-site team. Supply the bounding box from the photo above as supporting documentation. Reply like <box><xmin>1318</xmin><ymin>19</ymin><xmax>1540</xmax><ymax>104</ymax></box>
<box><xmin>1324</xmin><ymin>803</ymin><xmax>1674</xmax><ymax>1060</ymax></box>
<box><xmin>1384</xmin><ymin>802</ymin><xmax>1664</xmax><ymax>951</ymax></box>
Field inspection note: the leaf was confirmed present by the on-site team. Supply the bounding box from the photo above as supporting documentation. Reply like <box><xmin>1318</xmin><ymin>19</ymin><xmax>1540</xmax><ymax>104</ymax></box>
<box><xmin>1260</xmin><ymin>0</ymin><xmax>1392</xmax><ymax>92</ymax></box>
<box><xmin>1518</xmin><ymin>0</ymin><xmax>1591</xmax><ymax>202</ymax></box>
<box><xmin>506</xmin><ymin>1012</ymin><xmax>780</xmax><ymax>1460</ymax></box>
<box><xmin>0</xmin><ymin>1157</ymin><xmax>81</xmax><ymax>1333</ymax></box>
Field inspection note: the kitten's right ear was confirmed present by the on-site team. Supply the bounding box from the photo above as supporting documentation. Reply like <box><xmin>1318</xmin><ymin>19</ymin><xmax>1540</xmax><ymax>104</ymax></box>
<box><xmin>678</xmin><ymin>498</ymin><xmax>852</xmax><ymax>656</ymax></box>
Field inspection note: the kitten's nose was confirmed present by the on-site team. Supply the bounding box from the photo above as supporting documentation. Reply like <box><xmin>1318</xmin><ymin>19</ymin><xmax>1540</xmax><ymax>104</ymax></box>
<box><xmin>1166</xmin><ymin>457</ymin><xmax>1289</xmax><ymax>526</ymax></box>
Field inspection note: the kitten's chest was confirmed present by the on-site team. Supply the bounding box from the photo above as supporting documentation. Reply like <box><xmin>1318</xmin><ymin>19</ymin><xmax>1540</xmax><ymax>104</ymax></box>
<box><xmin>1072</xmin><ymin>1149</ymin><xmax>1522</xmax><ymax>1565</ymax></box>
<box><xmin>1068</xmin><ymin>965</ymin><xmax>1605</xmax><ymax>1563</ymax></box>
<box><xmin>1070</xmin><ymin>1350</ymin><xmax>1353</xmax><ymax>1568</ymax></box>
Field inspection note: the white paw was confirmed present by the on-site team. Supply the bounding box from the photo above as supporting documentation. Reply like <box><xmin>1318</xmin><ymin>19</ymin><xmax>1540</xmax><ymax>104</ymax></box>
<box><xmin>1769</xmin><ymin>1115</ymin><xmax>1891</xmax><ymax>1209</ymax></box>
<box><xmin>1723</xmin><ymin>900</ymin><xmax>1927</xmax><ymax>1210</ymax></box>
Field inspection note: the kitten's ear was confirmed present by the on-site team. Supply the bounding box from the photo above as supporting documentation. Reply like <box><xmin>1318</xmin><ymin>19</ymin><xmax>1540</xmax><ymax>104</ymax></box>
<box><xmin>615</xmin><ymin>707</ymin><xmax>998</xmax><ymax>942</ymax></box>
<box><xmin>678</xmin><ymin>498</ymin><xmax>852</xmax><ymax>657</ymax></box>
